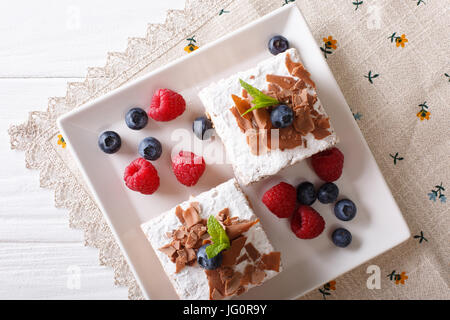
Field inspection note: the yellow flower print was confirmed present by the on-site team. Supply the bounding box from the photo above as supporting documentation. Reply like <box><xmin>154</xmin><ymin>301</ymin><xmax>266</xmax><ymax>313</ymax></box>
<box><xmin>184</xmin><ymin>36</ymin><xmax>199</xmax><ymax>53</ymax></box>
<box><xmin>57</xmin><ymin>134</ymin><xmax>66</xmax><ymax>148</ymax></box>
<box><xmin>323</xmin><ymin>36</ymin><xmax>337</xmax><ymax>50</ymax></box>
<box><xmin>395</xmin><ymin>34</ymin><xmax>408</xmax><ymax>48</ymax></box>
<box><xmin>395</xmin><ymin>271</ymin><xmax>408</xmax><ymax>285</ymax></box>
<box><xmin>416</xmin><ymin>110</ymin><xmax>430</xmax><ymax>120</ymax></box>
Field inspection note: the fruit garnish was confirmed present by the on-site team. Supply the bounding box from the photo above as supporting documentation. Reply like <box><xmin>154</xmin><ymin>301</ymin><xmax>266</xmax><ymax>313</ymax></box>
<box><xmin>197</xmin><ymin>244</ymin><xmax>223</xmax><ymax>270</ymax></box>
<box><xmin>332</xmin><ymin>228</ymin><xmax>352</xmax><ymax>248</ymax></box>
<box><xmin>98</xmin><ymin>131</ymin><xmax>121</xmax><ymax>154</ymax></box>
<box><xmin>291</xmin><ymin>205</ymin><xmax>325</xmax><ymax>239</ymax></box>
<box><xmin>171</xmin><ymin>151</ymin><xmax>206</xmax><ymax>186</ymax></box>
<box><xmin>239</xmin><ymin>79</ymin><xmax>280</xmax><ymax>116</ymax></box>
<box><xmin>138</xmin><ymin>137</ymin><xmax>162</xmax><ymax>161</ymax></box>
<box><xmin>205</xmin><ymin>215</ymin><xmax>230</xmax><ymax>259</ymax></box>
<box><xmin>317</xmin><ymin>182</ymin><xmax>339</xmax><ymax>204</ymax></box>
<box><xmin>192</xmin><ymin>116</ymin><xmax>213</xmax><ymax>140</ymax></box>
<box><xmin>334</xmin><ymin>199</ymin><xmax>357</xmax><ymax>221</ymax></box>
<box><xmin>125</xmin><ymin>107</ymin><xmax>148</xmax><ymax>130</ymax></box>
<box><xmin>262</xmin><ymin>182</ymin><xmax>297</xmax><ymax>218</ymax></box>
<box><xmin>148</xmin><ymin>88</ymin><xmax>186</xmax><ymax>122</ymax></box>
<box><xmin>124</xmin><ymin>158</ymin><xmax>160</xmax><ymax>195</ymax></box>
<box><xmin>270</xmin><ymin>104</ymin><xmax>294</xmax><ymax>128</ymax></box>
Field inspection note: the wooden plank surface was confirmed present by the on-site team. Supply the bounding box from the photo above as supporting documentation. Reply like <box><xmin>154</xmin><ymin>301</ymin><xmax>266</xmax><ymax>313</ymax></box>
<box><xmin>0</xmin><ymin>0</ymin><xmax>185</xmax><ymax>299</ymax></box>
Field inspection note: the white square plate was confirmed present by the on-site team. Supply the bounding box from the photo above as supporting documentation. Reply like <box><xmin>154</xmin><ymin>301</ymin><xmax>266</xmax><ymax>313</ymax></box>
<box><xmin>58</xmin><ymin>4</ymin><xmax>410</xmax><ymax>300</ymax></box>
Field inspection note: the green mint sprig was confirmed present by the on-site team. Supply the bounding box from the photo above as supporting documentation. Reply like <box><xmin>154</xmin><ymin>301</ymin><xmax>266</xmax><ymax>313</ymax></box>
<box><xmin>205</xmin><ymin>215</ymin><xmax>230</xmax><ymax>259</ymax></box>
<box><xmin>239</xmin><ymin>79</ymin><xmax>280</xmax><ymax>116</ymax></box>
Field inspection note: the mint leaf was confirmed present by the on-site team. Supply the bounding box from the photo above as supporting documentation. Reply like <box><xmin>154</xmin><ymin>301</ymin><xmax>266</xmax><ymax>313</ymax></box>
<box><xmin>206</xmin><ymin>215</ymin><xmax>230</xmax><ymax>259</ymax></box>
<box><xmin>239</xmin><ymin>79</ymin><xmax>280</xmax><ymax>116</ymax></box>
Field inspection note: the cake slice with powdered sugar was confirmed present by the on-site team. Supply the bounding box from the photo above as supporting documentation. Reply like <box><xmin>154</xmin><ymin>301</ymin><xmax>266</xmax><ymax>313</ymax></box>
<box><xmin>141</xmin><ymin>178</ymin><xmax>281</xmax><ymax>300</ymax></box>
<box><xmin>198</xmin><ymin>48</ymin><xmax>338</xmax><ymax>185</ymax></box>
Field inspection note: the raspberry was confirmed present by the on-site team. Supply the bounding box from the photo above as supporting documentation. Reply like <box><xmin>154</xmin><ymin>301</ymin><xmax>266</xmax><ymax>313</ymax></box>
<box><xmin>171</xmin><ymin>151</ymin><xmax>206</xmax><ymax>186</ymax></box>
<box><xmin>291</xmin><ymin>205</ymin><xmax>325</xmax><ymax>239</ymax></box>
<box><xmin>148</xmin><ymin>88</ymin><xmax>186</xmax><ymax>121</ymax></box>
<box><xmin>311</xmin><ymin>147</ymin><xmax>344</xmax><ymax>182</ymax></box>
<box><xmin>262</xmin><ymin>182</ymin><xmax>297</xmax><ymax>218</ymax></box>
<box><xmin>124</xmin><ymin>158</ymin><xmax>160</xmax><ymax>195</ymax></box>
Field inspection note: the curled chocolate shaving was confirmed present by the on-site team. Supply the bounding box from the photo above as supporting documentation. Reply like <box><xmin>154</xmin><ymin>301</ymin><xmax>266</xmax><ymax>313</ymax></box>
<box><xmin>244</xmin><ymin>243</ymin><xmax>261</xmax><ymax>261</ymax></box>
<box><xmin>226</xmin><ymin>219</ymin><xmax>259</xmax><ymax>240</ymax></box>
<box><xmin>222</xmin><ymin>236</ymin><xmax>247</xmax><ymax>267</ymax></box>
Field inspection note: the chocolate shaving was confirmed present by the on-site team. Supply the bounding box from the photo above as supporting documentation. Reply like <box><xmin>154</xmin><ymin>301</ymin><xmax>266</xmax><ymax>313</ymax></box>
<box><xmin>252</xmin><ymin>108</ymin><xmax>272</xmax><ymax>130</ymax></box>
<box><xmin>251</xmin><ymin>268</ymin><xmax>266</xmax><ymax>285</ymax></box>
<box><xmin>159</xmin><ymin>243</ymin><xmax>177</xmax><ymax>259</ymax></box>
<box><xmin>266</xmin><ymin>74</ymin><xmax>296</xmax><ymax>90</ymax></box>
<box><xmin>211</xmin><ymin>288</ymin><xmax>224</xmax><ymax>300</ymax></box>
<box><xmin>236</xmin><ymin>286</ymin><xmax>246</xmax><ymax>296</ymax></box>
<box><xmin>244</xmin><ymin>243</ymin><xmax>261</xmax><ymax>261</ymax></box>
<box><xmin>226</xmin><ymin>219</ymin><xmax>259</xmax><ymax>240</ymax></box>
<box><xmin>312</xmin><ymin>115</ymin><xmax>331</xmax><ymax>139</ymax></box>
<box><xmin>293</xmin><ymin>106</ymin><xmax>315</xmax><ymax>135</ymax></box>
<box><xmin>225</xmin><ymin>272</ymin><xmax>243</xmax><ymax>296</ymax></box>
<box><xmin>172</xmin><ymin>240</ymin><xmax>181</xmax><ymax>250</ymax></box>
<box><xmin>219</xmin><ymin>267</ymin><xmax>234</xmax><ymax>283</ymax></box>
<box><xmin>236</xmin><ymin>253</ymin><xmax>249</xmax><ymax>265</ymax></box>
<box><xmin>184</xmin><ymin>231</ymin><xmax>198</xmax><ymax>249</ymax></box>
<box><xmin>286</xmin><ymin>53</ymin><xmax>316</xmax><ymax>89</ymax></box>
<box><xmin>231</xmin><ymin>94</ymin><xmax>253</xmax><ymax>121</ymax></box>
<box><xmin>222</xmin><ymin>236</ymin><xmax>247</xmax><ymax>266</ymax></box>
<box><xmin>241</xmin><ymin>264</ymin><xmax>255</xmax><ymax>286</ymax></box>
<box><xmin>245</xmin><ymin>129</ymin><xmax>270</xmax><ymax>156</ymax></box>
<box><xmin>175</xmin><ymin>206</ymin><xmax>185</xmax><ymax>224</ymax></box>
<box><xmin>261</xmin><ymin>252</ymin><xmax>281</xmax><ymax>272</ymax></box>
<box><xmin>186</xmin><ymin>248</ymin><xmax>196</xmax><ymax>262</ymax></box>
<box><xmin>183</xmin><ymin>206</ymin><xmax>202</xmax><ymax>229</ymax></box>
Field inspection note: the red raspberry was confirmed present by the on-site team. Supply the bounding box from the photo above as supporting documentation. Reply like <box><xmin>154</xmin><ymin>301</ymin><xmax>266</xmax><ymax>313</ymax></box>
<box><xmin>171</xmin><ymin>151</ymin><xmax>206</xmax><ymax>186</ymax></box>
<box><xmin>311</xmin><ymin>147</ymin><xmax>344</xmax><ymax>182</ymax></box>
<box><xmin>148</xmin><ymin>88</ymin><xmax>186</xmax><ymax>121</ymax></box>
<box><xmin>291</xmin><ymin>205</ymin><xmax>325</xmax><ymax>239</ymax></box>
<box><xmin>124</xmin><ymin>158</ymin><xmax>160</xmax><ymax>195</ymax></box>
<box><xmin>262</xmin><ymin>182</ymin><xmax>297</xmax><ymax>218</ymax></box>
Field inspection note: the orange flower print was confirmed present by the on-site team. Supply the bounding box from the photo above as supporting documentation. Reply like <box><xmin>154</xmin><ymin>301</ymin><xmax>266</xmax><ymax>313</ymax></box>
<box><xmin>416</xmin><ymin>102</ymin><xmax>430</xmax><ymax>121</ymax></box>
<box><xmin>320</xmin><ymin>36</ymin><xmax>338</xmax><ymax>59</ymax></box>
<box><xmin>57</xmin><ymin>134</ymin><xmax>66</xmax><ymax>148</ymax></box>
<box><xmin>184</xmin><ymin>36</ymin><xmax>199</xmax><ymax>53</ymax></box>
<box><xmin>395</xmin><ymin>272</ymin><xmax>408</xmax><ymax>285</ymax></box>
<box><xmin>326</xmin><ymin>280</ymin><xmax>336</xmax><ymax>290</ymax></box>
<box><xmin>323</xmin><ymin>36</ymin><xmax>337</xmax><ymax>49</ymax></box>
<box><xmin>388</xmin><ymin>270</ymin><xmax>408</xmax><ymax>285</ymax></box>
<box><xmin>388</xmin><ymin>32</ymin><xmax>408</xmax><ymax>48</ymax></box>
<box><xmin>319</xmin><ymin>280</ymin><xmax>336</xmax><ymax>299</ymax></box>
<box><xmin>417</xmin><ymin>110</ymin><xmax>430</xmax><ymax>120</ymax></box>
<box><xmin>395</xmin><ymin>34</ymin><xmax>408</xmax><ymax>48</ymax></box>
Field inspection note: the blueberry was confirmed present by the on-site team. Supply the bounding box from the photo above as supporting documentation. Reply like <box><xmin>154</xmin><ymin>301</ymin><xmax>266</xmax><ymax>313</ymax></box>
<box><xmin>317</xmin><ymin>182</ymin><xmax>339</xmax><ymax>204</ymax></box>
<box><xmin>268</xmin><ymin>35</ymin><xmax>289</xmax><ymax>55</ymax></box>
<box><xmin>297</xmin><ymin>182</ymin><xmax>316</xmax><ymax>205</ymax></box>
<box><xmin>193</xmin><ymin>116</ymin><xmax>213</xmax><ymax>140</ymax></box>
<box><xmin>125</xmin><ymin>107</ymin><xmax>148</xmax><ymax>130</ymax></box>
<box><xmin>334</xmin><ymin>199</ymin><xmax>357</xmax><ymax>221</ymax></box>
<box><xmin>197</xmin><ymin>244</ymin><xmax>223</xmax><ymax>270</ymax></box>
<box><xmin>138</xmin><ymin>137</ymin><xmax>162</xmax><ymax>161</ymax></box>
<box><xmin>332</xmin><ymin>228</ymin><xmax>352</xmax><ymax>248</ymax></box>
<box><xmin>270</xmin><ymin>105</ymin><xmax>294</xmax><ymax>128</ymax></box>
<box><xmin>98</xmin><ymin>131</ymin><xmax>121</xmax><ymax>154</ymax></box>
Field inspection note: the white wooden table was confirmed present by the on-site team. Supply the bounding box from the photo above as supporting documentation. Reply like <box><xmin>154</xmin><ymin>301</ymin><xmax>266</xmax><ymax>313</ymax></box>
<box><xmin>0</xmin><ymin>0</ymin><xmax>185</xmax><ymax>299</ymax></box>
